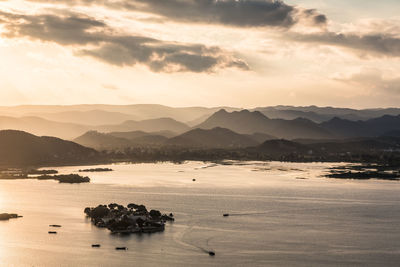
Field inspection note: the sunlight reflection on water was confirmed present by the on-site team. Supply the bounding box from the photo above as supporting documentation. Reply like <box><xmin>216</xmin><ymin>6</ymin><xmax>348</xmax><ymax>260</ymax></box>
<box><xmin>0</xmin><ymin>161</ymin><xmax>399</xmax><ymax>266</ymax></box>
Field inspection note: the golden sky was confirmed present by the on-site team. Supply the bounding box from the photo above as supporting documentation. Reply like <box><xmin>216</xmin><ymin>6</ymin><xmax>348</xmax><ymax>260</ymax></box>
<box><xmin>0</xmin><ymin>0</ymin><xmax>399</xmax><ymax>108</ymax></box>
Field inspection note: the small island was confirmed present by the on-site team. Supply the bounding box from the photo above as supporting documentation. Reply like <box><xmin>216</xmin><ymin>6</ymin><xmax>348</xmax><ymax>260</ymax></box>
<box><xmin>38</xmin><ymin>174</ymin><xmax>91</xmax><ymax>183</ymax></box>
<box><xmin>27</xmin><ymin>169</ymin><xmax>58</xmax><ymax>175</ymax></box>
<box><xmin>326</xmin><ymin>165</ymin><xmax>400</xmax><ymax>181</ymax></box>
<box><xmin>84</xmin><ymin>203</ymin><xmax>174</xmax><ymax>234</ymax></box>
<box><xmin>0</xmin><ymin>213</ymin><xmax>22</xmax><ymax>221</ymax></box>
<box><xmin>79</xmin><ymin>168</ymin><xmax>113</xmax><ymax>172</ymax></box>
<box><xmin>0</xmin><ymin>171</ymin><xmax>90</xmax><ymax>183</ymax></box>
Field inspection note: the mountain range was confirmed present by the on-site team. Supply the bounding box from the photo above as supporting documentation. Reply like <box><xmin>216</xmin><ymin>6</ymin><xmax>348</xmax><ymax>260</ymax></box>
<box><xmin>1</xmin><ymin>104</ymin><xmax>400</xmax><ymax>126</ymax></box>
<box><xmin>195</xmin><ymin>109</ymin><xmax>332</xmax><ymax>139</ymax></box>
<box><xmin>0</xmin><ymin>105</ymin><xmax>400</xmax><ymax>143</ymax></box>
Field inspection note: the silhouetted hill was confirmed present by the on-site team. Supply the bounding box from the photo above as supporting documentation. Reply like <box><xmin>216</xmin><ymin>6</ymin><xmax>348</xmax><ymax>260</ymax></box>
<box><xmin>320</xmin><ymin>115</ymin><xmax>400</xmax><ymax>138</ymax></box>
<box><xmin>0</xmin><ymin>130</ymin><xmax>97</xmax><ymax>166</ymax></box>
<box><xmin>166</xmin><ymin>127</ymin><xmax>258</xmax><ymax>148</ymax></box>
<box><xmin>96</xmin><ymin>118</ymin><xmax>190</xmax><ymax>134</ymax></box>
<box><xmin>256</xmin><ymin>139</ymin><xmax>309</xmax><ymax>155</ymax></box>
<box><xmin>196</xmin><ymin>109</ymin><xmax>332</xmax><ymax>139</ymax></box>
<box><xmin>261</xmin><ymin>106</ymin><xmax>400</xmax><ymax>118</ymax></box>
<box><xmin>382</xmin><ymin>130</ymin><xmax>400</xmax><ymax>137</ymax></box>
<box><xmin>131</xmin><ymin>135</ymin><xmax>168</xmax><ymax>145</ymax></box>
<box><xmin>245</xmin><ymin>132</ymin><xmax>276</xmax><ymax>143</ymax></box>
<box><xmin>74</xmin><ymin>131</ymin><xmax>170</xmax><ymax>150</ymax></box>
<box><xmin>253</xmin><ymin>108</ymin><xmax>368</xmax><ymax>122</ymax></box>
<box><xmin>74</xmin><ymin>131</ymin><xmax>131</xmax><ymax>150</ymax></box>
<box><xmin>108</xmin><ymin>130</ymin><xmax>176</xmax><ymax>139</ymax></box>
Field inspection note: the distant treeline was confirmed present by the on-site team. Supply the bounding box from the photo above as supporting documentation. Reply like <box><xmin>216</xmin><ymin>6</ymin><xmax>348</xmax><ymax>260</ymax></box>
<box><xmin>104</xmin><ymin>145</ymin><xmax>400</xmax><ymax>166</ymax></box>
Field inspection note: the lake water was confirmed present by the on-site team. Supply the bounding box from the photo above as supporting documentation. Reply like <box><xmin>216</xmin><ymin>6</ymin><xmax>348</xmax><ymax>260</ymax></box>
<box><xmin>0</xmin><ymin>161</ymin><xmax>400</xmax><ymax>266</ymax></box>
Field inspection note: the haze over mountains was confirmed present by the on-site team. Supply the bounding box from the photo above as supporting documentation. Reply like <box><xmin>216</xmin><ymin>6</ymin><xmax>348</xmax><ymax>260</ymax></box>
<box><xmin>195</xmin><ymin>109</ymin><xmax>332</xmax><ymax>139</ymax></box>
<box><xmin>0</xmin><ymin>105</ymin><xmax>400</xmax><ymax>149</ymax></box>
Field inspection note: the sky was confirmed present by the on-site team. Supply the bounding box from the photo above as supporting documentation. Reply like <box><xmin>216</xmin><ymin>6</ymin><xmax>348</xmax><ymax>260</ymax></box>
<box><xmin>0</xmin><ymin>0</ymin><xmax>399</xmax><ymax>108</ymax></box>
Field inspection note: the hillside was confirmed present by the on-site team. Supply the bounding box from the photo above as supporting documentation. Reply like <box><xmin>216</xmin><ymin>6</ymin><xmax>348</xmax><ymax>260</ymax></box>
<box><xmin>166</xmin><ymin>127</ymin><xmax>258</xmax><ymax>148</ymax></box>
<box><xmin>74</xmin><ymin>131</ymin><xmax>131</xmax><ymax>150</ymax></box>
<box><xmin>258</xmin><ymin>106</ymin><xmax>400</xmax><ymax>119</ymax></box>
<box><xmin>74</xmin><ymin>131</ymin><xmax>169</xmax><ymax>150</ymax></box>
<box><xmin>256</xmin><ymin>139</ymin><xmax>309</xmax><ymax>156</ymax></box>
<box><xmin>245</xmin><ymin>132</ymin><xmax>276</xmax><ymax>143</ymax></box>
<box><xmin>96</xmin><ymin>118</ymin><xmax>190</xmax><ymax>134</ymax></box>
<box><xmin>108</xmin><ymin>130</ymin><xmax>176</xmax><ymax>139</ymax></box>
<box><xmin>0</xmin><ymin>130</ymin><xmax>97</xmax><ymax>166</ymax></box>
<box><xmin>0</xmin><ymin>116</ymin><xmax>89</xmax><ymax>140</ymax></box>
<box><xmin>196</xmin><ymin>109</ymin><xmax>333</xmax><ymax>139</ymax></box>
<box><xmin>320</xmin><ymin>115</ymin><xmax>400</xmax><ymax>138</ymax></box>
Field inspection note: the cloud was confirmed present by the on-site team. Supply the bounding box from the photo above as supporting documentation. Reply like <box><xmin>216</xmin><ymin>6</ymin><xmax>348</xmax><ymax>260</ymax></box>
<box><xmin>102</xmin><ymin>84</ymin><xmax>119</xmax><ymax>90</ymax></box>
<box><xmin>24</xmin><ymin>0</ymin><xmax>327</xmax><ymax>28</ymax></box>
<box><xmin>334</xmin><ymin>68</ymin><xmax>400</xmax><ymax>94</ymax></box>
<box><xmin>0</xmin><ymin>11</ymin><xmax>249</xmax><ymax>72</ymax></box>
<box><xmin>289</xmin><ymin>31</ymin><xmax>400</xmax><ymax>57</ymax></box>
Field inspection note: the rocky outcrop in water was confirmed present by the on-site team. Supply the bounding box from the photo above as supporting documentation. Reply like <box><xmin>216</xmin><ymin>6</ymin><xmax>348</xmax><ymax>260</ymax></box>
<box><xmin>0</xmin><ymin>213</ymin><xmax>22</xmax><ymax>220</ymax></box>
<box><xmin>84</xmin><ymin>203</ymin><xmax>174</xmax><ymax>234</ymax></box>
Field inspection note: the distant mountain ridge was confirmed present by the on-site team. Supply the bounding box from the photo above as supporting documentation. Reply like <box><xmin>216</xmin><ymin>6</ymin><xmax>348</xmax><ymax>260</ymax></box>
<box><xmin>74</xmin><ymin>127</ymin><xmax>265</xmax><ymax>150</ymax></box>
<box><xmin>2</xmin><ymin>104</ymin><xmax>399</xmax><ymax>125</ymax></box>
<box><xmin>1</xmin><ymin>105</ymin><xmax>400</xmax><ymax>142</ymax></box>
<box><xmin>195</xmin><ymin>109</ymin><xmax>333</xmax><ymax>139</ymax></box>
<box><xmin>166</xmin><ymin>127</ymin><xmax>259</xmax><ymax>148</ymax></box>
<box><xmin>0</xmin><ymin>116</ymin><xmax>190</xmax><ymax>140</ymax></box>
<box><xmin>320</xmin><ymin>115</ymin><xmax>400</xmax><ymax>138</ymax></box>
<box><xmin>0</xmin><ymin>116</ymin><xmax>90</xmax><ymax>140</ymax></box>
<box><xmin>95</xmin><ymin>118</ymin><xmax>190</xmax><ymax>134</ymax></box>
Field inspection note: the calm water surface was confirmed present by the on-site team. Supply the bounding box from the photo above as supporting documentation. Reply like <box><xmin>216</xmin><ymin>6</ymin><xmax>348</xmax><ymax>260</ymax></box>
<box><xmin>0</xmin><ymin>161</ymin><xmax>399</xmax><ymax>266</ymax></box>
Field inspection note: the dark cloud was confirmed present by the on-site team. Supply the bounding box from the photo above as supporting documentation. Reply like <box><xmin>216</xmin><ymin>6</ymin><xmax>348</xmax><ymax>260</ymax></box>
<box><xmin>290</xmin><ymin>32</ymin><xmax>400</xmax><ymax>57</ymax></box>
<box><xmin>0</xmin><ymin>11</ymin><xmax>249</xmax><ymax>72</ymax></box>
<box><xmin>25</xmin><ymin>0</ymin><xmax>327</xmax><ymax>28</ymax></box>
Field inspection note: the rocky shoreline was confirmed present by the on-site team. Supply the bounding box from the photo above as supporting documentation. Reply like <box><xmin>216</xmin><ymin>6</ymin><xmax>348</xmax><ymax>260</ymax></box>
<box><xmin>84</xmin><ymin>203</ymin><xmax>174</xmax><ymax>234</ymax></box>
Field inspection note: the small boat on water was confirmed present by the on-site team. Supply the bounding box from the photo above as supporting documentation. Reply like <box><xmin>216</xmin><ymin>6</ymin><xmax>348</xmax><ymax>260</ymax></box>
<box><xmin>49</xmin><ymin>224</ymin><xmax>62</xmax><ymax>227</ymax></box>
<box><xmin>115</xmin><ymin>247</ymin><xmax>127</xmax><ymax>250</ymax></box>
<box><xmin>92</xmin><ymin>244</ymin><xmax>101</xmax><ymax>248</ymax></box>
<box><xmin>208</xmin><ymin>251</ymin><xmax>216</xmax><ymax>256</ymax></box>
<box><xmin>48</xmin><ymin>231</ymin><xmax>57</xmax><ymax>234</ymax></box>
<box><xmin>223</xmin><ymin>213</ymin><xmax>230</xmax><ymax>217</ymax></box>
